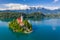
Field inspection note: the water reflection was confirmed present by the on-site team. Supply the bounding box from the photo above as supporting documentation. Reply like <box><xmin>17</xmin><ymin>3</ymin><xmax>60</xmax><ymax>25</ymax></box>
<box><xmin>43</xmin><ymin>19</ymin><xmax>60</xmax><ymax>30</ymax></box>
<box><xmin>28</xmin><ymin>19</ymin><xmax>60</xmax><ymax>30</ymax></box>
<box><xmin>0</xmin><ymin>21</ymin><xmax>8</xmax><ymax>27</ymax></box>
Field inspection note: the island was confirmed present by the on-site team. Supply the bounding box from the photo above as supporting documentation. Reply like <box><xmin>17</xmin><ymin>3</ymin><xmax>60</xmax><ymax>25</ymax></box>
<box><xmin>9</xmin><ymin>15</ymin><xmax>32</xmax><ymax>33</ymax></box>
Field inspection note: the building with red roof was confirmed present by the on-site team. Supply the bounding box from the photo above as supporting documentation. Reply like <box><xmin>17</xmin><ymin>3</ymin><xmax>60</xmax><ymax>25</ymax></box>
<box><xmin>17</xmin><ymin>15</ymin><xmax>24</xmax><ymax>26</ymax></box>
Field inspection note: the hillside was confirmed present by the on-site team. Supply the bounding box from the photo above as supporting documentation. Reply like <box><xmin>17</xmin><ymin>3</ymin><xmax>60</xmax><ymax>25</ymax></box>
<box><xmin>0</xmin><ymin>12</ymin><xmax>45</xmax><ymax>21</ymax></box>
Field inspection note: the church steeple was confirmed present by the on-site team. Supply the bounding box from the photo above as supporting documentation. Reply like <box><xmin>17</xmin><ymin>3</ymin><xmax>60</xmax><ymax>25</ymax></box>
<box><xmin>21</xmin><ymin>14</ymin><xmax>23</xmax><ymax>22</ymax></box>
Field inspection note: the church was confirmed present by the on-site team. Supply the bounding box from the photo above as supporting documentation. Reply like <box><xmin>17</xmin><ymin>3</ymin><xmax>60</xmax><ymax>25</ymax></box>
<box><xmin>17</xmin><ymin>15</ymin><xmax>24</xmax><ymax>26</ymax></box>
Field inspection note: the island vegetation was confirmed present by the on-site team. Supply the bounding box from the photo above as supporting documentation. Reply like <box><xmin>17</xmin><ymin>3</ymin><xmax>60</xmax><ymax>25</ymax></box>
<box><xmin>9</xmin><ymin>17</ymin><xmax>32</xmax><ymax>33</ymax></box>
<box><xmin>9</xmin><ymin>19</ymin><xmax>32</xmax><ymax>33</ymax></box>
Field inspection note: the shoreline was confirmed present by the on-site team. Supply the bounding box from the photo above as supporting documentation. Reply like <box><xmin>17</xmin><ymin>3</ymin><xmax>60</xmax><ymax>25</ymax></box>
<box><xmin>24</xmin><ymin>30</ymin><xmax>33</xmax><ymax>34</ymax></box>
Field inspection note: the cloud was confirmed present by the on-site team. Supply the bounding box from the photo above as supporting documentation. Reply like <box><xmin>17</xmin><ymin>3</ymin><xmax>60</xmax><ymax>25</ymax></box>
<box><xmin>0</xmin><ymin>3</ymin><xmax>59</xmax><ymax>10</ymax></box>
<box><xmin>0</xmin><ymin>3</ymin><xmax>30</xmax><ymax>10</ymax></box>
<box><xmin>43</xmin><ymin>6</ymin><xmax>59</xmax><ymax>10</ymax></box>
<box><xmin>53</xmin><ymin>0</ymin><xmax>59</xmax><ymax>3</ymax></box>
<box><xmin>33</xmin><ymin>5</ymin><xmax>59</xmax><ymax>10</ymax></box>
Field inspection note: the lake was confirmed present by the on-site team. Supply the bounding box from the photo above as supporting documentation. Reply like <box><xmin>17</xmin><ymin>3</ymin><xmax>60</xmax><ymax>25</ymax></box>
<box><xmin>0</xmin><ymin>19</ymin><xmax>60</xmax><ymax>40</ymax></box>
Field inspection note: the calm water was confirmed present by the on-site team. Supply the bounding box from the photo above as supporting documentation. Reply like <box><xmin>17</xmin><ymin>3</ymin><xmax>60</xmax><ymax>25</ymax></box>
<box><xmin>0</xmin><ymin>19</ymin><xmax>60</xmax><ymax>40</ymax></box>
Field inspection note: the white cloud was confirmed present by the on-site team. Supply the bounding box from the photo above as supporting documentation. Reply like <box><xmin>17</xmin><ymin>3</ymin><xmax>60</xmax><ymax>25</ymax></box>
<box><xmin>53</xmin><ymin>0</ymin><xmax>59</xmax><ymax>3</ymax></box>
<box><xmin>0</xmin><ymin>3</ymin><xmax>59</xmax><ymax>10</ymax></box>
<box><xmin>33</xmin><ymin>5</ymin><xmax>59</xmax><ymax>10</ymax></box>
<box><xmin>43</xmin><ymin>6</ymin><xmax>59</xmax><ymax>10</ymax></box>
<box><xmin>0</xmin><ymin>3</ymin><xmax>30</xmax><ymax>10</ymax></box>
<box><xmin>0</xmin><ymin>8</ymin><xmax>6</xmax><ymax>10</ymax></box>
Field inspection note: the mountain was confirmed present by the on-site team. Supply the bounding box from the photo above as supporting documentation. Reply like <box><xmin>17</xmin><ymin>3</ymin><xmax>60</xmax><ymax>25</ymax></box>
<box><xmin>0</xmin><ymin>7</ymin><xmax>60</xmax><ymax>14</ymax></box>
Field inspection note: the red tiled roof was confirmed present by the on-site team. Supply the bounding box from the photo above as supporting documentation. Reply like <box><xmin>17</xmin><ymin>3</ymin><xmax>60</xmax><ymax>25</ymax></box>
<box><xmin>17</xmin><ymin>18</ymin><xmax>24</xmax><ymax>26</ymax></box>
<box><xmin>17</xmin><ymin>18</ymin><xmax>21</xmax><ymax>22</ymax></box>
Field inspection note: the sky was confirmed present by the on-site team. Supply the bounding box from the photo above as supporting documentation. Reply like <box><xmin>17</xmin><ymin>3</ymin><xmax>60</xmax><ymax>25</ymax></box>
<box><xmin>0</xmin><ymin>0</ymin><xmax>60</xmax><ymax>10</ymax></box>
